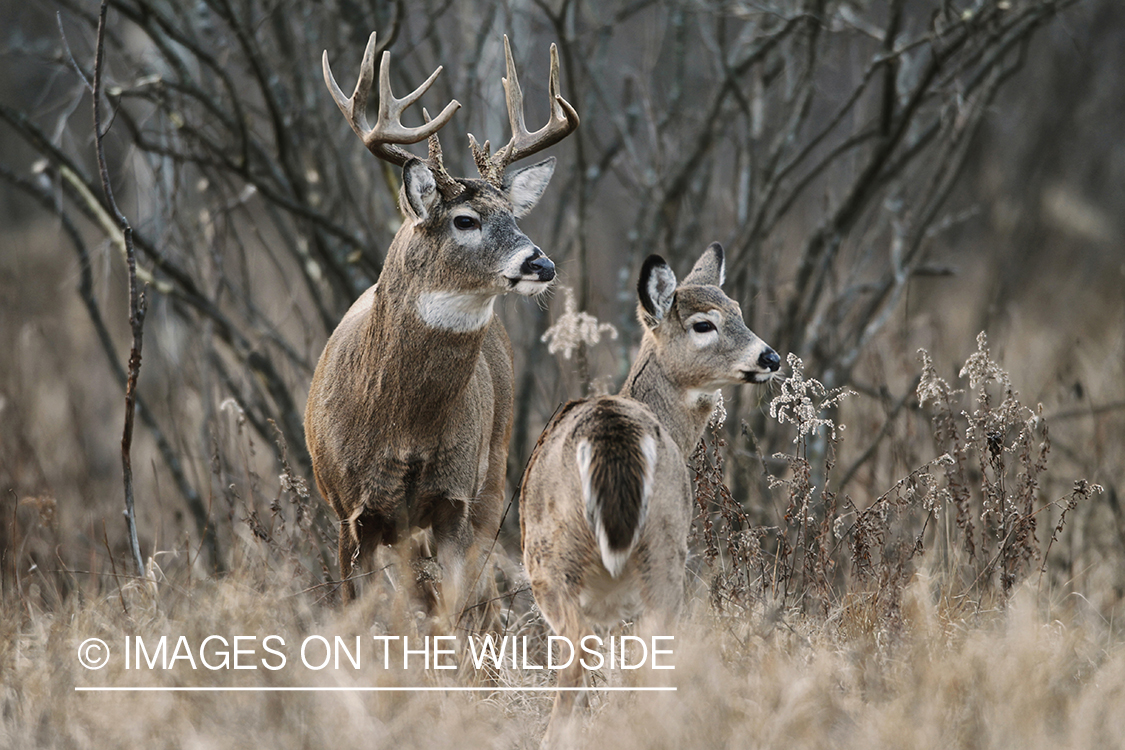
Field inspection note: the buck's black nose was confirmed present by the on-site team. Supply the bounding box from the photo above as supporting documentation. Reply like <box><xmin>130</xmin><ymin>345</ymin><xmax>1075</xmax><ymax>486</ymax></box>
<box><xmin>522</xmin><ymin>248</ymin><xmax>555</xmax><ymax>282</ymax></box>
<box><xmin>759</xmin><ymin>348</ymin><xmax>780</xmax><ymax>372</ymax></box>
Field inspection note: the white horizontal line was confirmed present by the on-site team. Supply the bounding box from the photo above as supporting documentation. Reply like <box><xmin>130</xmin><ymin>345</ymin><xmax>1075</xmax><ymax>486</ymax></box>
<box><xmin>75</xmin><ymin>686</ymin><xmax>676</xmax><ymax>693</ymax></box>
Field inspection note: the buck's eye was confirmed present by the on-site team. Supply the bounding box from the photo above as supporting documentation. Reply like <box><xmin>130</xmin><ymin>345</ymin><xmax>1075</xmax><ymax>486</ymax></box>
<box><xmin>692</xmin><ymin>321</ymin><xmax>716</xmax><ymax>334</ymax></box>
<box><xmin>453</xmin><ymin>215</ymin><xmax>480</xmax><ymax>230</ymax></box>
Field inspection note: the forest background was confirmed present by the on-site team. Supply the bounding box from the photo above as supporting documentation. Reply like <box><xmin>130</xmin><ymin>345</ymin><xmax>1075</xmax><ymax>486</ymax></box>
<box><xmin>1</xmin><ymin>1</ymin><xmax>1123</xmax><ymax>747</ymax></box>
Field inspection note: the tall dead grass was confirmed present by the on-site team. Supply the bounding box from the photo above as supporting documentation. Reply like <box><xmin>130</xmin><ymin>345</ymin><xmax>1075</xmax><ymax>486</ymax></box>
<box><xmin>2</xmin><ymin>563</ymin><xmax>1123</xmax><ymax>748</ymax></box>
<box><xmin>1</xmin><ymin>331</ymin><xmax>1123</xmax><ymax>749</ymax></box>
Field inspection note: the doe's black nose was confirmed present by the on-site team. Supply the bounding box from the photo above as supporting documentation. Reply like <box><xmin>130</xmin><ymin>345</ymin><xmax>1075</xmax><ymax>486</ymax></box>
<box><xmin>759</xmin><ymin>348</ymin><xmax>781</xmax><ymax>372</ymax></box>
<box><xmin>522</xmin><ymin>248</ymin><xmax>556</xmax><ymax>282</ymax></box>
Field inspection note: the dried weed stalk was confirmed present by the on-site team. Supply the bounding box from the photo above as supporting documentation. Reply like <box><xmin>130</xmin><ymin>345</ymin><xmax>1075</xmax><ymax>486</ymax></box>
<box><xmin>694</xmin><ymin>334</ymin><xmax>1102</xmax><ymax>631</ymax></box>
<box><xmin>541</xmin><ymin>286</ymin><xmax>618</xmax><ymax>361</ymax></box>
<box><xmin>919</xmin><ymin>333</ymin><xmax>1103</xmax><ymax>595</ymax></box>
<box><xmin>694</xmin><ymin>355</ymin><xmax>856</xmax><ymax>614</ymax></box>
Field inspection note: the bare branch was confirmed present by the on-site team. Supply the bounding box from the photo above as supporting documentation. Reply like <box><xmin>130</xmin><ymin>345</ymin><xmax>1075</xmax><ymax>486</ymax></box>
<box><xmin>92</xmin><ymin>0</ymin><xmax>146</xmax><ymax>578</ymax></box>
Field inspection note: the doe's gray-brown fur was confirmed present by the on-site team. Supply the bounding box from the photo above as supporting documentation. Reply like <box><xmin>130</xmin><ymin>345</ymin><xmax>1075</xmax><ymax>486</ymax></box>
<box><xmin>520</xmin><ymin>243</ymin><xmax>780</xmax><ymax>746</ymax></box>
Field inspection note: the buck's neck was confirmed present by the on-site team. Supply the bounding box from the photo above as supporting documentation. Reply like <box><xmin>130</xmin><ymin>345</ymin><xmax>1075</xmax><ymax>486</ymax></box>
<box><xmin>359</xmin><ymin>271</ymin><xmax>492</xmax><ymax>421</ymax></box>
<box><xmin>619</xmin><ymin>338</ymin><xmax>716</xmax><ymax>458</ymax></box>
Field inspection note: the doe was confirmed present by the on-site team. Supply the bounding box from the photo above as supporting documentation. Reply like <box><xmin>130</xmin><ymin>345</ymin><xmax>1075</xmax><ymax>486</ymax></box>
<box><xmin>520</xmin><ymin>243</ymin><xmax>779</xmax><ymax>744</ymax></box>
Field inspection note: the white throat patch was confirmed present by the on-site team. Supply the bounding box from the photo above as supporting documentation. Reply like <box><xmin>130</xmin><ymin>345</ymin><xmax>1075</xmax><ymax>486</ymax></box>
<box><xmin>684</xmin><ymin>387</ymin><xmax>720</xmax><ymax>410</ymax></box>
<box><xmin>415</xmin><ymin>291</ymin><xmax>496</xmax><ymax>332</ymax></box>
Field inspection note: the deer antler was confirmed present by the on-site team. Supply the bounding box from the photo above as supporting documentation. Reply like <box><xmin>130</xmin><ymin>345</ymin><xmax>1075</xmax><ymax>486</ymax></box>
<box><xmin>323</xmin><ymin>31</ymin><xmax>463</xmax><ymax>195</ymax></box>
<box><xmin>470</xmin><ymin>36</ymin><xmax>580</xmax><ymax>187</ymax></box>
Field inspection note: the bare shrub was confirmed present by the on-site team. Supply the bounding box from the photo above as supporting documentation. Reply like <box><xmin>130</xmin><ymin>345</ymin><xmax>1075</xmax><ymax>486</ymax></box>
<box><xmin>694</xmin><ymin>333</ymin><xmax>1102</xmax><ymax>632</ymax></box>
<box><xmin>0</xmin><ymin>0</ymin><xmax>1095</xmax><ymax>580</ymax></box>
<box><xmin>919</xmin><ymin>332</ymin><xmax>1104</xmax><ymax>596</ymax></box>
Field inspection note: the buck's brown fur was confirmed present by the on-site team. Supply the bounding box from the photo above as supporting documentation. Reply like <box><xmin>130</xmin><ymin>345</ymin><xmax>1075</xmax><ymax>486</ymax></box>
<box><xmin>307</xmin><ymin>33</ymin><xmax>576</xmax><ymax>614</ymax></box>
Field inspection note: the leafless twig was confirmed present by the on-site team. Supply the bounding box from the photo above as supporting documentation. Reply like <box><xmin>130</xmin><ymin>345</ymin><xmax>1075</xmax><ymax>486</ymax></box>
<box><xmin>92</xmin><ymin>0</ymin><xmax>146</xmax><ymax>578</ymax></box>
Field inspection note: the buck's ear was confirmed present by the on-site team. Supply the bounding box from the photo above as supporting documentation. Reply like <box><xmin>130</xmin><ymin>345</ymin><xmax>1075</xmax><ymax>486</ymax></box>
<box><xmin>502</xmin><ymin>157</ymin><xmax>555</xmax><ymax>218</ymax></box>
<box><xmin>681</xmin><ymin>242</ymin><xmax>726</xmax><ymax>287</ymax></box>
<box><xmin>637</xmin><ymin>254</ymin><xmax>677</xmax><ymax>327</ymax></box>
<box><xmin>402</xmin><ymin>159</ymin><xmax>440</xmax><ymax>222</ymax></box>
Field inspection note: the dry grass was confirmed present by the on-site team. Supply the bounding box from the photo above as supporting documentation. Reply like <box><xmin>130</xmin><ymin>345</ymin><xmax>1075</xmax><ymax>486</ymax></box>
<box><xmin>2</xmin><ymin>560</ymin><xmax>1124</xmax><ymax>749</ymax></box>
<box><xmin>3</xmin><ymin>328</ymin><xmax>1124</xmax><ymax>749</ymax></box>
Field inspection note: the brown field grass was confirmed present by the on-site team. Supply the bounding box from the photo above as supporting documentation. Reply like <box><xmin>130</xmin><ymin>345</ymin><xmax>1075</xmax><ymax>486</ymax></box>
<box><xmin>3</xmin><ymin>314</ymin><xmax>1124</xmax><ymax>749</ymax></box>
<box><xmin>3</xmin><ymin>559</ymin><xmax>1124</xmax><ymax>748</ymax></box>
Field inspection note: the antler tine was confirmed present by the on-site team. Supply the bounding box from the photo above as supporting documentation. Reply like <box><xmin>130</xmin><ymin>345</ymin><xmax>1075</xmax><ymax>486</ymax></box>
<box><xmin>488</xmin><ymin>37</ymin><xmax>580</xmax><ymax>182</ymax></box>
<box><xmin>322</xmin><ymin>33</ymin><xmax>376</xmax><ymax>137</ymax></box>
<box><xmin>471</xmin><ymin>37</ymin><xmax>579</xmax><ymax>186</ymax></box>
<box><xmin>499</xmin><ymin>36</ymin><xmax>528</xmax><ymax>161</ymax></box>
<box><xmin>323</xmin><ymin>31</ymin><xmax>461</xmax><ymax>167</ymax></box>
<box><xmin>422</xmin><ymin>107</ymin><xmax>464</xmax><ymax>198</ymax></box>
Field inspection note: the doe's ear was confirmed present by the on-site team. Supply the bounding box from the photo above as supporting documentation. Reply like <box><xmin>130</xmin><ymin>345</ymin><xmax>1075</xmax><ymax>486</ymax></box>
<box><xmin>637</xmin><ymin>254</ymin><xmax>677</xmax><ymax>328</ymax></box>
<box><xmin>502</xmin><ymin>157</ymin><xmax>555</xmax><ymax>218</ymax></box>
<box><xmin>681</xmin><ymin>242</ymin><xmax>726</xmax><ymax>287</ymax></box>
<box><xmin>402</xmin><ymin>159</ymin><xmax>440</xmax><ymax>222</ymax></box>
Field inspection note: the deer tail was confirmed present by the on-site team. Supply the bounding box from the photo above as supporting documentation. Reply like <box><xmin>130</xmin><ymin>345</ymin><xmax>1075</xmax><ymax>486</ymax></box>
<box><xmin>575</xmin><ymin>402</ymin><xmax>657</xmax><ymax>578</ymax></box>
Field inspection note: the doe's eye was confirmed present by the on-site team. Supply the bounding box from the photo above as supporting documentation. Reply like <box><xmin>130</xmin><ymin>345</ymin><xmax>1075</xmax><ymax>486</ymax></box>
<box><xmin>453</xmin><ymin>215</ymin><xmax>480</xmax><ymax>230</ymax></box>
<box><xmin>692</xmin><ymin>321</ymin><xmax>716</xmax><ymax>334</ymax></box>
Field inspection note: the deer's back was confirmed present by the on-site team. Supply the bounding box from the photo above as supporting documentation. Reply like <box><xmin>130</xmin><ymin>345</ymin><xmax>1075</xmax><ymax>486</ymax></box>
<box><xmin>520</xmin><ymin>395</ymin><xmax>691</xmax><ymax>626</ymax></box>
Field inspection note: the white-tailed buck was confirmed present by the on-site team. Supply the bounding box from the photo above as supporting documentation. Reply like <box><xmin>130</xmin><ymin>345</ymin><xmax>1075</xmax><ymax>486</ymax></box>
<box><xmin>305</xmin><ymin>32</ymin><xmax>578</xmax><ymax>610</ymax></box>
<box><xmin>521</xmin><ymin>243</ymin><xmax>779</xmax><ymax>745</ymax></box>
